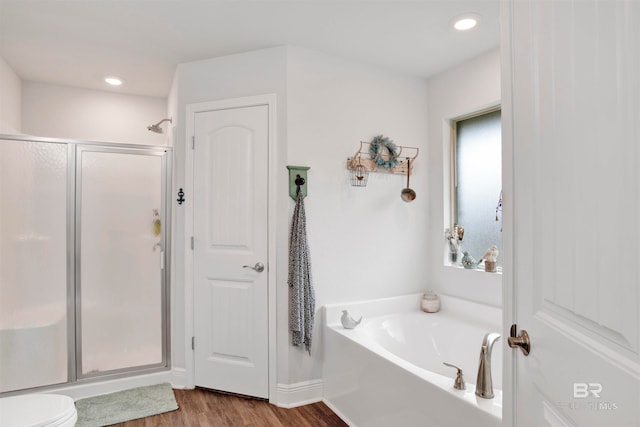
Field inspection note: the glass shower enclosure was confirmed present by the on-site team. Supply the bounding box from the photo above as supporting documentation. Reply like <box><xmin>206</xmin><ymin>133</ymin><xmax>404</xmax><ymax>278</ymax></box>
<box><xmin>0</xmin><ymin>135</ymin><xmax>171</xmax><ymax>393</ymax></box>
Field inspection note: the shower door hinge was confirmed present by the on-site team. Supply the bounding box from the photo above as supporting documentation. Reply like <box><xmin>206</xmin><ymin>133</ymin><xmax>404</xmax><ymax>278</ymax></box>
<box><xmin>191</xmin><ymin>336</ymin><xmax>195</xmax><ymax>350</ymax></box>
<box><xmin>190</xmin><ymin>236</ymin><xmax>194</xmax><ymax>250</ymax></box>
<box><xmin>192</xmin><ymin>136</ymin><xmax>195</xmax><ymax>149</ymax></box>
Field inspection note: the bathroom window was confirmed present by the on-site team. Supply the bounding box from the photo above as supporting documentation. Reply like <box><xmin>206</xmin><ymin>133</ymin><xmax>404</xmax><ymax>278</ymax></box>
<box><xmin>450</xmin><ymin>108</ymin><xmax>502</xmax><ymax>268</ymax></box>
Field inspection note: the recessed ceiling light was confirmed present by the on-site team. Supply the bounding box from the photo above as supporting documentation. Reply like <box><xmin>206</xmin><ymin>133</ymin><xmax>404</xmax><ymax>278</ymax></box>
<box><xmin>104</xmin><ymin>77</ymin><xmax>123</xmax><ymax>86</ymax></box>
<box><xmin>453</xmin><ymin>13</ymin><xmax>481</xmax><ymax>31</ymax></box>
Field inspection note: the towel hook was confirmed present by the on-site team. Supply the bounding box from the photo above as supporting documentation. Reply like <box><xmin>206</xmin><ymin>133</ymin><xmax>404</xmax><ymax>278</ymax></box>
<box><xmin>295</xmin><ymin>174</ymin><xmax>305</xmax><ymax>194</ymax></box>
<box><xmin>286</xmin><ymin>165</ymin><xmax>310</xmax><ymax>200</ymax></box>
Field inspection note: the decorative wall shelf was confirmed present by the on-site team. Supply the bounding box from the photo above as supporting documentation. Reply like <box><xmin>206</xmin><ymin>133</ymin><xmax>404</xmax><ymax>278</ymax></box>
<box><xmin>347</xmin><ymin>141</ymin><xmax>419</xmax><ymax>175</ymax></box>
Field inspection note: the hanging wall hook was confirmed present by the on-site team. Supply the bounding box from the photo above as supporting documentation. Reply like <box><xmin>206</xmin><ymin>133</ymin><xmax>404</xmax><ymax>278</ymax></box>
<box><xmin>295</xmin><ymin>174</ymin><xmax>305</xmax><ymax>193</ymax></box>
<box><xmin>177</xmin><ymin>188</ymin><xmax>185</xmax><ymax>205</ymax></box>
<box><xmin>286</xmin><ymin>166</ymin><xmax>310</xmax><ymax>200</ymax></box>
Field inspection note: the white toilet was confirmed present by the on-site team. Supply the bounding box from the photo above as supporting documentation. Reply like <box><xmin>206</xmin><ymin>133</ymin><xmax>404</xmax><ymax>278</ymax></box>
<box><xmin>0</xmin><ymin>394</ymin><xmax>77</xmax><ymax>427</ymax></box>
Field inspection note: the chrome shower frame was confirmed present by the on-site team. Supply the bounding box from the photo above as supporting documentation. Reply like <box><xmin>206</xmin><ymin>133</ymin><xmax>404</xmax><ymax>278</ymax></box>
<box><xmin>0</xmin><ymin>133</ymin><xmax>172</xmax><ymax>394</ymax></box>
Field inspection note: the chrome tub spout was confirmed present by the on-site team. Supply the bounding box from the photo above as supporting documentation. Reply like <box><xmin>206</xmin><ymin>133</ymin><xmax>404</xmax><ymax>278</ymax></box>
<box><xmin>475</xmin><ymin>332</ymin><xmax>501</xmax><ymax>399</ymax></box>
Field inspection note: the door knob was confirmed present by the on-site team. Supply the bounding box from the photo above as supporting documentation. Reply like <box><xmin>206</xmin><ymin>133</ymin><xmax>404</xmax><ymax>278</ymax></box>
<box><xmin>243</xmin><ymin>262</ymin><xmax>265</xmax><ymax>273</ymax></box>
<box><xmin>508</xmin><ymin>324</ymin><xmax>530</xmax><ymax>356</ymax></box>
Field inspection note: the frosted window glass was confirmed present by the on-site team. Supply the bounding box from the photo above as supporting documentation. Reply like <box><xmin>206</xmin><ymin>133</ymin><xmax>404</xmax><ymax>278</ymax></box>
<box><xmin>0</xmin><ymin>139</ymin><xmax>68</xmax><ymax>392</ymax></box>
<box><xmin>455</xmin><ymin>110</ymin><xmax>502</xmax><ymax>266</ymax></box>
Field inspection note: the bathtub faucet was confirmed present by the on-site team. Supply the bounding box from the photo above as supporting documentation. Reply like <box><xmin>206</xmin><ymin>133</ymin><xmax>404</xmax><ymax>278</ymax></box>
<box><xmin>475</xmin><ymin>332</ymin><xmax>501</xmax><ymax>399</ymax></box>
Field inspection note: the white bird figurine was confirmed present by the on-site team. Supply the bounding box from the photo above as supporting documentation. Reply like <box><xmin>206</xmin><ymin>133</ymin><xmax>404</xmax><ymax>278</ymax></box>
<box><xmin>482</xmin><ymin>245</ymin><xmax>499</xmax><ymax>263</ymax></box>
<box><xmin>341</xmin><ymin>310</ymin><xmax>362</xmax><ymax>329</ymax></box>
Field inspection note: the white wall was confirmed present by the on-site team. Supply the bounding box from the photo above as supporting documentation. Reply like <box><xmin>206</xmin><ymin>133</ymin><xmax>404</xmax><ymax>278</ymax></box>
<box><xmin>172</xmin><ymin>46</ymin><xmax>289</xmax><ymax>383</ymax></box>
<box><xmin>21</xmin><ymin>82</ymin><xmax>168</xmax><ymax>145</ymax></box>
<box><xmin>0</xmin><ymin>55</ymin><xmax>22</xmax><ymax>133</ymax></box>
<box><xmin>285</xmin><ymin>47</ymin><xmax>429</xmax><ymax>383</ymax></box>
<box><xmin>171</xmin><ymin>46</ymin><xmax>429</xmax><ymax>393</ymax></box>
<box><xmin>425</xmin><ymin>48</ymin><xmax>502</xmax><ymax>307</ymax></box>
<box><xmin>4</xmin><ymin>43</ymin><xmax>499</xmax><ymax>399</ymax></box>
<box><xmin>5</xmin><ymin>43</ymin><xmax>498</xmax><ymax>399</ymax></box>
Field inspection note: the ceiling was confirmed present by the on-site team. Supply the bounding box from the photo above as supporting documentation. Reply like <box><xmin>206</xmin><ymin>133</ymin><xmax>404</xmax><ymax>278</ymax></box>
<box><xmin>0</xmin><ymin>1</ymin><xmax>500</xmax><ymax>98</ymax></box>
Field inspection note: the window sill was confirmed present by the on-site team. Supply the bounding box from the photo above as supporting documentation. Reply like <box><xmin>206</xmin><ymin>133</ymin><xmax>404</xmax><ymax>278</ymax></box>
<box><xmin>445</xmin><ymin>263</ymin><xmax>502</xmax><ymax>275</ymax></box>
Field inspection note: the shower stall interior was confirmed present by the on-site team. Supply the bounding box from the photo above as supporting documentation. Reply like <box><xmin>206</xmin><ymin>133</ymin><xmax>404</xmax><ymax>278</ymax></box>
<box><xmin>0</xmin><ymin>135</ymin><xmax>171</xmax><ymax>394</ymax></box>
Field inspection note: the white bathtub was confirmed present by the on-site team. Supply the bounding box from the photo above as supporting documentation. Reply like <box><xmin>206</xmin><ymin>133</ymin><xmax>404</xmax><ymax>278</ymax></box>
<box><xmin>323</xmin><ymin>294</ymin><xmax>503</xmax><ymax>427</ymax></box>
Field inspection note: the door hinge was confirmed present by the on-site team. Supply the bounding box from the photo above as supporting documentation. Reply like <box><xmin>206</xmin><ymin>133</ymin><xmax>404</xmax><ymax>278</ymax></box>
<box><xmin>190</xmin><ymin>236</ymin><xmax>194</xmax><ymax>250</ymax></box>
<box><xmin>191</xmin><ymin>336</ymin><xmax>195</xmax><ymax>350</ymax></box>
<box><xmin>192</xmin><ymin>136</ymin><xmax>195</xmax><ymax>149</ymax></box>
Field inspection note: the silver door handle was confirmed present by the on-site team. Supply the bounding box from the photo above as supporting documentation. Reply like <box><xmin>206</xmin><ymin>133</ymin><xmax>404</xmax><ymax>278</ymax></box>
<box><xmin>243</xmin><ymin>262</ymin><xmax>265</xmax><ymax>273</ymax></box>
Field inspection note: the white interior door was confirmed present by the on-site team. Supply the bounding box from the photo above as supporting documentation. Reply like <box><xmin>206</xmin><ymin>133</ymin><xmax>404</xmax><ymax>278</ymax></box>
<box><xmin>504</xmin><ymin>1</ymin><xmax>640</xmax><ymax>426</ymax></box>
<box><xmin>193</xmin><ymin>104</ymin><xmax>269</xmax><ymax>398</ymax></box>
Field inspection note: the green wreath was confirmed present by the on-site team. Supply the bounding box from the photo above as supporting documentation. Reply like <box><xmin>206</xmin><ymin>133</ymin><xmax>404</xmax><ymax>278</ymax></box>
<box><xmin>369</xmin><ymin>135</ymin><xmax>399</xmax><ymax>170</ymax></box>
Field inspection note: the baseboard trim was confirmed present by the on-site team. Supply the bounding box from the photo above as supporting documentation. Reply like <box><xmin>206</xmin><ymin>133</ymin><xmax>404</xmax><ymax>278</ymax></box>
<box><xmin>322</xmin><ymin>398</ymin><xmax>355</xmax><ymax>427</ymax></box>
<box><xmin>171</xmin><ymin>368</ymin><xmax>187</xmax><ymax>389</ymax></box>
<box><xmin>274</xmin><ymin>379</ymin><xmax>323</xmax><ymax>408</ymax></box>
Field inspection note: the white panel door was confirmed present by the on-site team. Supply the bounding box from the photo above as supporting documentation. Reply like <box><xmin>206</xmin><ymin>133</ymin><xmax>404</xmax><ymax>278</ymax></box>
<box><xmin>504</xmin><ymin>1</ymin><xmax>640</xmax><ymax>426</ymax></box>
<box><xmin>193</xmin><ymin>105</ymin><xmax>269</xmax><ymax>398</ymax></box>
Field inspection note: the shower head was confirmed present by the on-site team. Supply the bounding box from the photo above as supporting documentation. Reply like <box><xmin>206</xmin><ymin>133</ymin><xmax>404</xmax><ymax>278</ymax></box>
<box><xmin>147</xmin><ymin>118</ymin><xmax>172</xmax><ymax>133</ymax></box>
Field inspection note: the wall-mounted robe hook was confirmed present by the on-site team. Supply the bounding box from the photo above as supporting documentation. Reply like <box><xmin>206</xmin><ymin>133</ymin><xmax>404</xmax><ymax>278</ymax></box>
<box><xmin>287</xmin><ymin>166</ymin><xmax>310</xmax><ymax>200</ymax></box>
<box><xmin>295</xmin><ymin>174</ymin><xmax>305</xmax><ymax>192</ymax></box>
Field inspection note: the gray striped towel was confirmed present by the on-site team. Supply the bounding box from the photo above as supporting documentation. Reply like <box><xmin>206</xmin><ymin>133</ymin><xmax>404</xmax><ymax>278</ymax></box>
<box><xmin>288</xmin><ymin>188</ymin><xmax>315</xmax><ymax>354</ymax></box>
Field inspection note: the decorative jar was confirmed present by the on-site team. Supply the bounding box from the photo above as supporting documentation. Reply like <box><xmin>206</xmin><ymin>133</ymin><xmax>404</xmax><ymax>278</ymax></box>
<box><xmin>421</xmin><ymin>291</ymin><xmax>440</xmax><ymax>313</ymax></box>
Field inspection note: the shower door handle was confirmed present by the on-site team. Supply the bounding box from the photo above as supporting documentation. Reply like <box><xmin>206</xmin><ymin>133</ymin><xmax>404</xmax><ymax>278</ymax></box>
<box><xmin>243</xmin><ymin>262</ymin><xmax>265</xmax><ymax>273</ymax></box>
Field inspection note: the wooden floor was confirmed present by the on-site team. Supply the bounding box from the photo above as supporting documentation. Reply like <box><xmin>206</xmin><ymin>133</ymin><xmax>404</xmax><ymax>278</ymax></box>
<box><xmin>112</xmin><ymin>388</ymin><xmax>347</xmax><ymax>427</ymax></box>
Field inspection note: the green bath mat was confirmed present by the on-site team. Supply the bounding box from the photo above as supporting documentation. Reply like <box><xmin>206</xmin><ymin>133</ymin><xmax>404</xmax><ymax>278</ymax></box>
<box><xmin>75</xmin><ymin>383</ymin><xmax>178</xmax><ymax>426</ymax></box>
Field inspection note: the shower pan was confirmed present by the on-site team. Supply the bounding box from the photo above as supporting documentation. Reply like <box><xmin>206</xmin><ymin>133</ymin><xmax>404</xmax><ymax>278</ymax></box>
<box><xmin>0</xmin><ymin>135</ymin><xmax>172</xmax><ymax>394</ymax></box>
